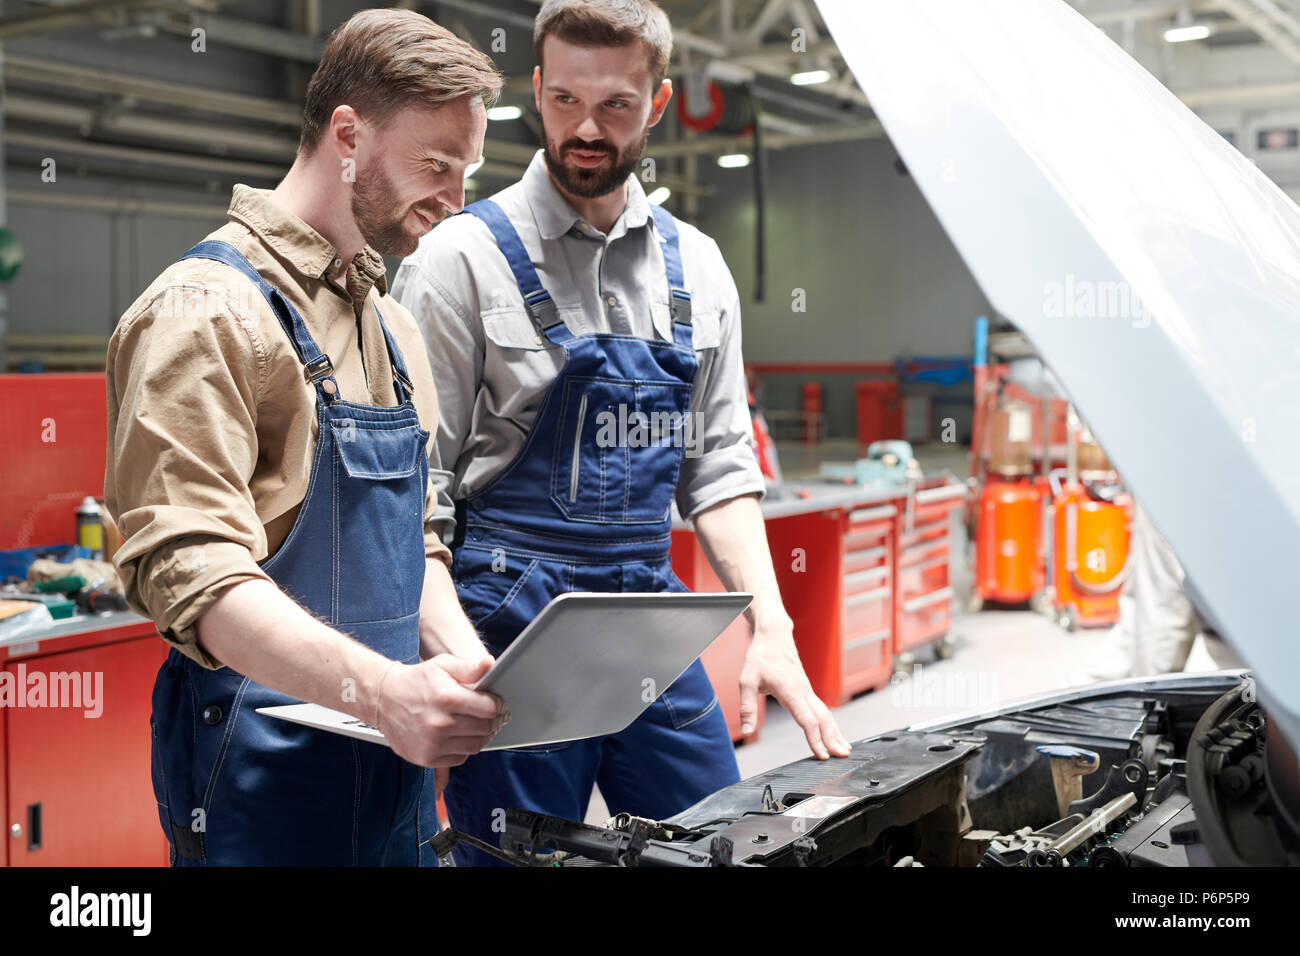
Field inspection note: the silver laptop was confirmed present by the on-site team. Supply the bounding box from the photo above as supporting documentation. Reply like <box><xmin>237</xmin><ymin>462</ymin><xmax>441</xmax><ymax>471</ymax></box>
<box><xmin>258</xmin><ymin>590</ymin><xmax>751</xmax><ymax>752</ymax></box>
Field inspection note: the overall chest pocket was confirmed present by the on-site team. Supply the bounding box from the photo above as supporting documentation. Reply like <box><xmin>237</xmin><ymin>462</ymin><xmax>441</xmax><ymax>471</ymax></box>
<box><xmin>652</xmin><ymin>302</ymin><xmax>722</xmax><ymax>352</ymax></box>
<box><xmin>550</xmin><ymin>376</ymin><xmax>693</xmax><ymax>524</ymax></box>
<box><xmin>332</xmin><ymin>420</ymin><xmax>425</xmax><ymax>479</ymax></box>
<box><xmin>331</xmin><ymin>419</ymin><xmax>429</xmax><ymax>626</ymax></box>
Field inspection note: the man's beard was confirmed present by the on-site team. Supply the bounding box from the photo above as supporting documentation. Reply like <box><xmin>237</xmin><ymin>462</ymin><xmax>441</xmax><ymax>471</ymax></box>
<box><xmin>541</xmin><ymin>120</ymin><xmax>650</xmax><ymax>199</ymax></box>
<box><xmin>351</xmin><ymin>163</ymin><xmax>442</xmax><ymax>258</ymax></box>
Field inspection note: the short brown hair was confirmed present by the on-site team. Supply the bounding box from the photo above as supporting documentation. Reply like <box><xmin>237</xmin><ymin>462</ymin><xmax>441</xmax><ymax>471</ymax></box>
<box><xmin>300</xmin><ymin>8</ymin><xmax>502</xmax><ymax>153</ymax></box>
<box><xmin>534</xmin><ymin>0</ymin><xmax>673</xmax><ymax>89</ymax></box>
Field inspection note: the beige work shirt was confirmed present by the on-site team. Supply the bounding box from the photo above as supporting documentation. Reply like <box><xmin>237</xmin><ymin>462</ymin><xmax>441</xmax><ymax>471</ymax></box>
<box><xmin>105</xmin><ymin>185</ymin><xmax>450</xmax><ymax>669</ymax></box>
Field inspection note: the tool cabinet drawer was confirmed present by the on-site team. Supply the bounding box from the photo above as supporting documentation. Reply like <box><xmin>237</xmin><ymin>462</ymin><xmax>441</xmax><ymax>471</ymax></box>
<box><xmin>893</xmin><ymin>484</ymin><xmax>965</xmax><ymax>655</ymax></box>
<box><xmin>896</xmin><ymin>550</ymin><xmax>950</xmax><ymax>604</ymax></box>
<box><xmin>842</xmin><ymin>626</ymin><xmax>892</xmax><ymax>697</ymax></box>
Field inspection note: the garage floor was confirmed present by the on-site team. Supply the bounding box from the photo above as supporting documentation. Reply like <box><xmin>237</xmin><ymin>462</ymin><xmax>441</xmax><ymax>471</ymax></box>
<box><xmin>582</xmin><ymin>439</ymin><xmax>1224</xmax><ymax>824</ymax></box>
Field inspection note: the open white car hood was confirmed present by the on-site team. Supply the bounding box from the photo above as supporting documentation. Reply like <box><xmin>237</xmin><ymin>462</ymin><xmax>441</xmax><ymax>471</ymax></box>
<box><xmin>817</xmin><ymin>0</ymin><xmax>1300</xmax><ymax>745</ymax></box>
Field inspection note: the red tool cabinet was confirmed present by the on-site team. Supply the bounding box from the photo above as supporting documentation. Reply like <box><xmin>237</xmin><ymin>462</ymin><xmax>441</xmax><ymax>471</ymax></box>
<box><xmin>893</xmin><ymin>483</ymin><xmax>967</xmax><ymax>656</ymax></box>
<box><xmin>765</xmin><ymin>500</ymin><xmax>897</xmax><ymax>706</ymax></box>
<box><xmin>2</xmin><ymin>616</ymin><xmax>169</xmax><ymax>866</ymax></box>
<box><xmin>670</xmin><ymin>531</ymin><xmax>765</xmax><ymax>743</ymax></box>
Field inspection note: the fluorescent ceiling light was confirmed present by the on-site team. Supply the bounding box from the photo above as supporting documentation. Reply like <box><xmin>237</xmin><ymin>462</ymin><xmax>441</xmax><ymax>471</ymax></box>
<box><xmin>717</xmin><ymin>153</ymin><xmax>751</xmax><ymax>168</ymax></box>
<box><xmin>487</xmin><ymin>105</ymin><xmax>522</xmax><ymax>121</ymax></box>
<box><xmin>1164</xmin><ymin>23</ymin><xmax>1212</xmax><ymax>42</ymax></box>
<box><xmin>465</xmin><ymin>158</ymin><xmax>484</xmax><ymax>180</ymax></box>
<box><xmin>646</xmin><ymin>186</ymin><xmax>671</xmax><ymax>205</ymax></box>
<box><xmin>790</xmin><ymin>69</ymin><xmax>832</xmax><ymax>86</ymax></box>
<box><xmin>465</xmin><ymin>179</ymin><xmax>480</xmax><ymax>193</ymax></box>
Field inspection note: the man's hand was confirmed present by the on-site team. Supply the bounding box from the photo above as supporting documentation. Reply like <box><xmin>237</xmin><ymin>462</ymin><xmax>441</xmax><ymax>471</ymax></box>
<box><xmin>194</xmin><ymin>579</ymin><xmax>508</xmax><ymax>779</ymax></box>
<box><xmin>376</xmin><ymin>654</ymin><xmax>508</xmax><ymax>769</ymax></box>
<box><xmin>691</xmin><ymin>495</ymin><xmax>852</xmax><ymax>761</ymax></box>
<box><xmin>740</xmin><ymin>621</ymin><xmax>852</xmax><ymax>760</ymax></box>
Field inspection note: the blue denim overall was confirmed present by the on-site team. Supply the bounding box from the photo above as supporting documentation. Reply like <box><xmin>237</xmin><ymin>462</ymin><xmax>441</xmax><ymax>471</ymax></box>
<box><xmin>147</xmin><ymin>240</ymin><xmax>439</xmax><ymax>866</ymax></box>
<box><xmin>442</xmin><ymin>200</ymin><xmax>741</xmax><ymax>866</ymax></box>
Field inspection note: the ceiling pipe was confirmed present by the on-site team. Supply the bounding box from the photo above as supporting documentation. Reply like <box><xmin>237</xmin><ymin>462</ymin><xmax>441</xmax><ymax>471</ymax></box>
<box><xmin>0</xmin><ymin>0</ymin><xmax>214</xmax><ymax>41</ymax></box>
<box><xmin>8</xmin><ymin>187</ymin><xmax>229</xmax><ymax>220</ymax></box>
<box><xmin>1213</xmin><ymin>0</ymin><xmax>1300</xmax><ymax>65</ymax></box>
<box><xmin>6</xmin><ymin>130</ymin><xmax>285</xmax><ymax>179</ymax></box>
<box><xmin>5</xmin><ymin>54</ymin><xmax>301</xmax><ymax>126</ymax></box>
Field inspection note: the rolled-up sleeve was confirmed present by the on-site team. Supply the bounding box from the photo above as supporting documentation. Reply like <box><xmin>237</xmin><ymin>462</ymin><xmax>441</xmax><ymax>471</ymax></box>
<box><xmin>105</xmin><ymin>281</ymin><xmax>274</xmax><ymax>669</ymax></box>
<box><xmin>391</xmin><ymin>254</ymin><xmax>484</xmax><ymax>543</ymax></box>
<box><xmin>676</xmin><ymin>240</ymin><xmax>767</xmax><ymax>520</ymax></box>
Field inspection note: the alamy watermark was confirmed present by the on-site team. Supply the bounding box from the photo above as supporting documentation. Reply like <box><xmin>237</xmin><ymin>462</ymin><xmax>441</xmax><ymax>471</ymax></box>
<box><xmin>594</xmin><ymin>404</ymin><xmax>703</xmax><ymax>459</ymax></box>
<box><xmin>0</xmin><ymin>664</ymin><xmax>103</xmax><ymax>718</ymax></box>
<box><xmin>49</xmin><ymin>886</ymin><xmax>150</xmax><ymax>936</ymax></box>
<box><xmin>155</xmin><ymin>280</ymin><xmax>268</xmax><ymax>326</ymax></box>
<box><xmin>889</xmin><ymin>664</ymin><xmax>999</xmax><ymax>711</ymax></box>
<box><xmin>1043</xmin><ymin>273</ymin><xmax>1151</xmax><ymax>328</ymax></box>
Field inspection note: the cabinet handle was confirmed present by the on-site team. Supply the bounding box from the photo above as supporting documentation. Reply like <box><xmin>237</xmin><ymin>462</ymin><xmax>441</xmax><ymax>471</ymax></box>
<box><xmin>844</xmin><ymin>545</ymin><xmax>888</xmax><ymax>565</ymax></box>
<box><xmin>27</xmin><ymin>803</ymin><xmax>41</xmax><ymax>851</ymax></box>
<box><xmin>848</xmin><ymin>505</ymin><xmax>896</xmax><ymax>524</ymax></box>
<box><xmin>914</xmin><ymin>484</ymin><xmax>967</xmax><ymax>506</ymax></box>
<box><xmin>902</xmin><ymin>554</ymin><xmax>950</xmax><ymax>575</ymax></box>
<box><xmin>902</xmin><ymin>587</ymin><xmax>955</xmax><ymax>614</ymax></box>
<box><xmin>900</xmin><ymin>530</ymin><xmax>949</xmax><ymax>551</ymax></box>
<box><xmin>844</xmin><ymin>567</ymin><xmax>889</xmax><ymax>589</ymax></box>
<box><xmin>845</xmin><ymin>586</ymin><xmax>890</xmax><ymax>607</ymax></box>
<box><xmin>845</xmin><ymin>628</ymin><xmax>892</xmax><ymax>651</ymax></box>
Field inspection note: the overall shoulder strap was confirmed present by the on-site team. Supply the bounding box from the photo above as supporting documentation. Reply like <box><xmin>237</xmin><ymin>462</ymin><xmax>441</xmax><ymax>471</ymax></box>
<box><xmin>462</xmin><ymin>200</ymin><xmax>569</xmax><ymax>343</ymax></box>
<box><xmin>649</xmin><ymin>206</ymin><xmax>694</xmax><ymax>348</ymax></box>
<box><xmin>649</xmin><ymin>206</ymin><xmax>693</xmax><ymax>325</ymax></box>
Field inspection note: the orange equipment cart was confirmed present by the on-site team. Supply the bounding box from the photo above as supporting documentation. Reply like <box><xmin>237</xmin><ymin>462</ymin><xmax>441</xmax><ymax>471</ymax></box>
<box><xmin>973</xmin><ymin>478</ymin><xmax>1046</xmax><ymax>607</ymax></box>
<box><xmin>1048</xmin><ymin>477</ymin><xmax>1133</xmax><ymax>630</ymax></box>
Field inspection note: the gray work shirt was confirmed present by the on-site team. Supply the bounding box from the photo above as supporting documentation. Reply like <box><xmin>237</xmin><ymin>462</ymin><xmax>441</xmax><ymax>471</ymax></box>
<box><xmin>391</xmin><ymin>149</ymin><xmax>765</xmax><ymax>539</ymax></box>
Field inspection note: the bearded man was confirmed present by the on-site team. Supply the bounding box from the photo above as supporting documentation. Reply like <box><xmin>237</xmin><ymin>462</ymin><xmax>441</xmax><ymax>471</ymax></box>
<box><xmin>106</xmin><ymin>9</ymin><xmax>506</xmax><ymax>866</ymax></box>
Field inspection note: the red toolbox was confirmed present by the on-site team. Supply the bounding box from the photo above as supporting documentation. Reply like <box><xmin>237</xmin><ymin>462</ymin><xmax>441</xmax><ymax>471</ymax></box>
<box><xmin>2</xmin><ymin>615</ymin><xmax>170</xmax><ymax>866</ymax></box>
<box><xmin>892</xmin><ymin>482</ymin><xmax>967</xmax><ymax>657</ymax></box>
<box><xmin>765</xmin><ymin>498</ymin><xmax>896</xmax><ymax>706</ymax></box>
<box><xmin>670</xmin><ymin>530</ymin><xmax>765</xmax><ymax>744</ymax></box>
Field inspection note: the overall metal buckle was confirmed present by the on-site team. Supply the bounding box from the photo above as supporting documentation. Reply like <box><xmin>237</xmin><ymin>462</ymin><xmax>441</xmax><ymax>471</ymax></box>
<box><xmin>524</xmin><ymin>289</ymin><xmax>561</xmax><ymax>333</ymax></box>
<box><xmin>393</xmin><ymin>366</ymin><xmax>414</xmax><ymax>395</ymax></box>
<box><xmin>304</xmin><ymin>354</ymin><xmax>334</xmax><ymax>384</ymax></box>
<box><xmin>669</xmin><ymin>288</ymin><xmax>693</xmax><ymax>325</ymax></box>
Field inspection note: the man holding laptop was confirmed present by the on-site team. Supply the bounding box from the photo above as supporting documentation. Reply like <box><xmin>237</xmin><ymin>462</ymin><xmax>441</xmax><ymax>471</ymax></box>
<box><xmin>106</xmin><ymin>9</ymin><xmax>505</xmax><ymax>865</ymax></box>
<box><xmin>393</xmin><ymin>0</ymin><xmax>849</xmax><ymax>866</ymax></box>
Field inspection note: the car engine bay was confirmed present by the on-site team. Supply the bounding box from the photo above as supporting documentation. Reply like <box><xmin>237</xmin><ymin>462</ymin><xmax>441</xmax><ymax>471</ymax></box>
<box><xmin>431</xmin><ymin>671</ymin><xmax>1300</xmax><ymax>867</ymax></box>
